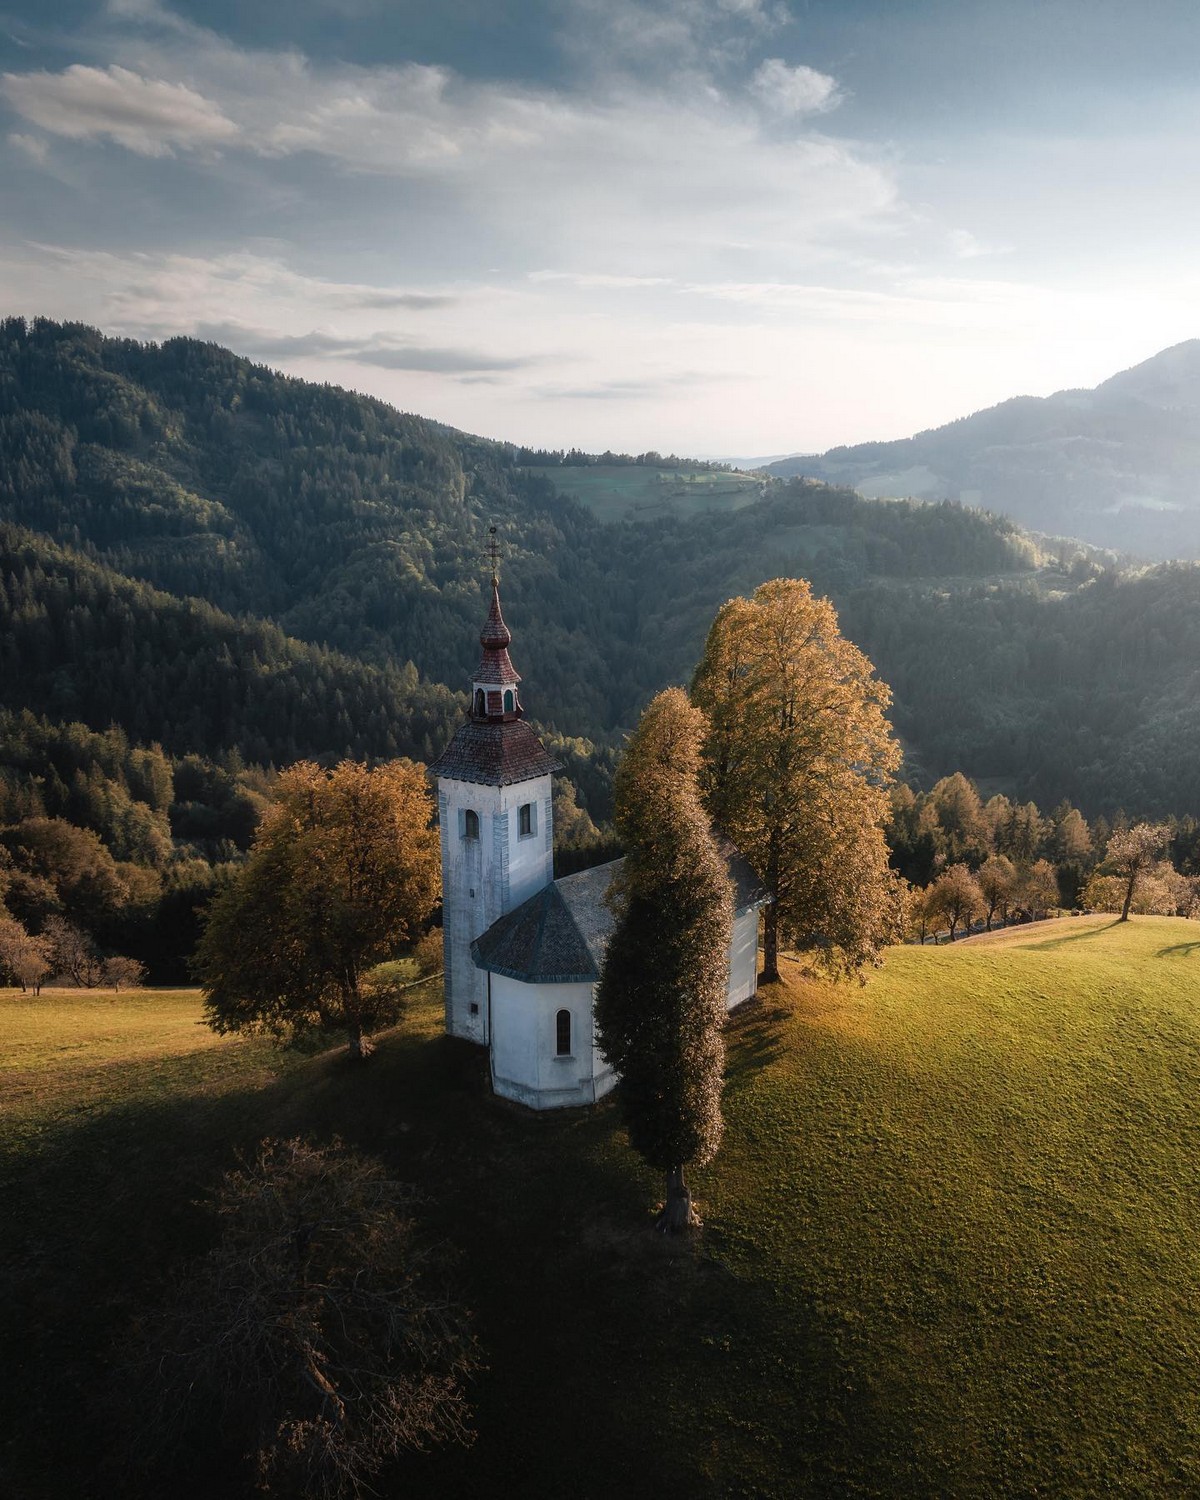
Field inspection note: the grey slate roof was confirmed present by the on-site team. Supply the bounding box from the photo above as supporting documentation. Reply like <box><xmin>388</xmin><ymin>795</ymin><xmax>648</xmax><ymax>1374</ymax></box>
<box><xmin>471</xmin><ymin>848</ymin><xmax>768</xmax><ymax>985</ymax></box>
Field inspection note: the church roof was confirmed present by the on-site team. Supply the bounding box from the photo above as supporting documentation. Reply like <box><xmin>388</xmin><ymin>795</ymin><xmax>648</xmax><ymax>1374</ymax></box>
<box><xmin>471</xmin><ymin>848</ymin><xmax>769</xmax><ymax>985</ymax></box>
<box><xmin>429</xmin><ymin>718</ymin><xmax>562</xmax><ymax>786</ymax></box>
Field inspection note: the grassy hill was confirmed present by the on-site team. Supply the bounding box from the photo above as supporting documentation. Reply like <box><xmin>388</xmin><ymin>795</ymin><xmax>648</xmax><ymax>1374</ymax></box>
<box><xmin>529</xmin><ymin>463</ymin><xmax>765</xmax><ymax>522</ymax></box>
<box><xmin>4</xmin><ymin>917</ymin><xmax>1199</xmax><ymax>1497</ymax></box>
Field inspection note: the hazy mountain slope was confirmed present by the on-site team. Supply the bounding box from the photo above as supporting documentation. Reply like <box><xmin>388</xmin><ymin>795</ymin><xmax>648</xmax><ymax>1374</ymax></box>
<box><xmin>767</xmin><ymin>341</ymin><xmax>1200</xmax><ymax>558</ymax></box>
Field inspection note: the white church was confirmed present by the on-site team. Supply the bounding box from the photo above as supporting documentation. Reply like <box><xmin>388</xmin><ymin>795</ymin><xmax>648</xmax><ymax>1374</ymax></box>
<box><xmin>429</xmin><ymin>569</ymin><xmax>768</xmax><ymax>1111</ymax></box>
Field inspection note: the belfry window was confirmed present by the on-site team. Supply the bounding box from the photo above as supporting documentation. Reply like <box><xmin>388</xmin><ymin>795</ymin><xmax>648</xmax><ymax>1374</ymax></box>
<box><xmin>556</xmin><ymin>1009</ymin><xmax>571</xmax><ymax>1056</ymax></box>
<box><xmin>474</xmin><ymin>689</ymin><xmax>486</xmax><ymax>716</ymax></box>
<box><xmin>503</xmin><ymin>689</ymin><xmax>515</xmax><ymax>713</ymax></box>
<box><xmin>463</xmin><ymin>809</ymin><xmax>479</xmax><ymax>840</ymax></box>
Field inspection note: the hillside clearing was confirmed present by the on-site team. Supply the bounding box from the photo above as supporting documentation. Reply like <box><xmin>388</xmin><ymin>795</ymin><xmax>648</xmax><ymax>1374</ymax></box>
<box><xmin>2</xmin><ymin>917</ymin><xmax>1199</xmax><ymax>1496</ymax></box>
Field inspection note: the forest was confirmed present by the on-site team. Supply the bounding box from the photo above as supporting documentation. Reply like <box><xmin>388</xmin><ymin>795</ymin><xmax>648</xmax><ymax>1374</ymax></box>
<box><xmin>4</xmin><ymin>316</ymin><xmax>1200</xmax><ymax>979</ymax></box>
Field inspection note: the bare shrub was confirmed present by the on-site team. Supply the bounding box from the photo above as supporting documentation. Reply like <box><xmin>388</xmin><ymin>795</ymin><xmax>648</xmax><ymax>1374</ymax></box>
<box><xmin>120</xmin><ymin>1138</ymin><xmax>479</xmax><ymax>1498</ymax></box>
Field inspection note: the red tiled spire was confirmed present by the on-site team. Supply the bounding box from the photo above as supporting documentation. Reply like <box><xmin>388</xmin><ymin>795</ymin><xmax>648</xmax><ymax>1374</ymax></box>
<box><xmin>472</xmin><ymin>568</ymin><xmax>520</xmax><ymax>717</ymax></box>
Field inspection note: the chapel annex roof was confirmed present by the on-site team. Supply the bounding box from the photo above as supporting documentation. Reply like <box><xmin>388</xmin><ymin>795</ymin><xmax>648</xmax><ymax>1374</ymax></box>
<box><xmin>471</xmin><ymin>847</ymin><xmax>769</xmax><ymax>986</ymax></box>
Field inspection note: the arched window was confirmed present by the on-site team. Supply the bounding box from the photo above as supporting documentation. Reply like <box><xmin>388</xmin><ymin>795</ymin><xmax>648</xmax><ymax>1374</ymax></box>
<box><xmin>474</xmin><ymin>689</ymin><xmax>485</xmax><ymax>716</ymax></box>
<box><xmin>503</xmin><ymin>689</ymin><xmax>515</xmax><ymax>713</ymax></box>
<box><xmin>555</xmin><ymin>1009</ymin><xmax>572</xmax><ymax>1056</ymax></box>
<box><xmin>463</xmin><ymin>809</ymin><xmax>479</xmax><ymax>840</ymax></box>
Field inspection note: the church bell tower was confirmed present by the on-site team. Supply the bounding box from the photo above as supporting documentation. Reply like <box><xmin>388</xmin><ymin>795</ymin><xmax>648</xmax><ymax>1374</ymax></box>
<box><xmin>429</xmin><ymin>539</ymin><xmax>560</xmax><ymax>1044</ymax></box>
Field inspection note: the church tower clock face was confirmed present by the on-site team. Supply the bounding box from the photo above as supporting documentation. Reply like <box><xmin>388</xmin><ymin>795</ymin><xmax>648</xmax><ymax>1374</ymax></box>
<box><xmin>428</xmin><ymin>552</ymin><xmax>560</xmax><ymax>1045</ymax></box>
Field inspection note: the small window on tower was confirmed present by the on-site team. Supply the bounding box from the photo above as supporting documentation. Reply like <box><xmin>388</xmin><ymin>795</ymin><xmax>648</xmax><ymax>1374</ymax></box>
<box><xmin>463</xmin><ymin>809</ymin><xmax>479</xmax><ymax>840</ymax></box>
<box><xmin>474</xmin><ymin>689</ymin><xmax>485</xmax><ymax>716</ymax></box>
<box><xmin>504</xmin><ymin>689</ymin><xmax>515</xmax><ymax>713</ymax></box>
<box><xmin>518</xmin><ymin>802</ymin><xmax>534</xmax><ymax>838</ymax></box>
<box><xmin>556</xmin><ymin>1009</ymin><xmax>571</xmax><ymax>1056</ymax></box>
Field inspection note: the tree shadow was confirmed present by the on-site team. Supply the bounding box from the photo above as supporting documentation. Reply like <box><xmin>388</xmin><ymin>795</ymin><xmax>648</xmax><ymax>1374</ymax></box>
<box><xmin>724</xmin><ymin>999</ymin><xmax>789</xmax><ymax>1082</ymax></box>
<box><xmin>1023</xmin><ymin>919</ymin><xmax>1123</xmax><ymax>951</ymax></box>
<box><xmin>1</xmin><ymin>1020</ymin><xmax>895</xmax><ymax>1500</ymax></box>
<box><xmin>1155</xmin><ymin>940</ymin><xmax>1200</xmax><ymax>959</ymax></box>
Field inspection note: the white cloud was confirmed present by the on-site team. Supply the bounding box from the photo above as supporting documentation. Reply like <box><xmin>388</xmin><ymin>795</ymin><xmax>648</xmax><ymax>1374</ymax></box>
<box><xmin>7</xmin><ymin>132</ymin><xmax>48</xmax><ymax>164</ymax></box>
<box><xmin>751</xmin><ymin>58</ymin><xmax>841</xmax><ymax>117</ymax></box>
<box><xmin>0</xmin><ymin>63</ymin><xmax>239</xmax><ymax>157</ymax></box>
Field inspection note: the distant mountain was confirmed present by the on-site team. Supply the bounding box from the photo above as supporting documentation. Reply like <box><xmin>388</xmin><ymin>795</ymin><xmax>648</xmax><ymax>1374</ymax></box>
<box><xmin>765</xmin><ymin>342</ymin><xmax>1200</xmax><ymax>559</ymax></box>
<box><xmin>9</xmin><ymin>317</ymin><xmax>1200</xmax><ymax>815</ymax></box>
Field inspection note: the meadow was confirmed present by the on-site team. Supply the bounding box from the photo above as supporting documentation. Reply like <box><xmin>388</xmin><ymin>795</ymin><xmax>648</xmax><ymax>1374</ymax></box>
<box><xmin>2</xmin><ymin>916</ymin><xmax>1199</xmax><ymax>1496</ymax></box>
<box><xmin>530</xmin><ymin>463</ymin><xmax>765</xmax><ymax>521</ymax></box>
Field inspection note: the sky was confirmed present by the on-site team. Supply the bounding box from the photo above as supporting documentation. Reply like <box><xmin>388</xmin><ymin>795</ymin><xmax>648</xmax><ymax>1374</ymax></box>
<box><xmin>3</xmin><ymin>0</ymin><xmax>1200</xmax><ymax>456</ymax></box>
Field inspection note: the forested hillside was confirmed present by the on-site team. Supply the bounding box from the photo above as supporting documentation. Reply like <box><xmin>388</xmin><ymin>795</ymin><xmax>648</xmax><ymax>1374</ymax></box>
<box><xmin>4</xmin><ymin>316</ymin><xmax>1200</xmax><ymax>820</ymax></box>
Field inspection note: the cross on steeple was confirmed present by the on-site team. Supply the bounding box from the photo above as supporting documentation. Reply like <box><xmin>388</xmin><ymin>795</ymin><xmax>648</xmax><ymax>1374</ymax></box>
<box><xmin>486</xmin><ymin>525</ymin><xmax>501</xmax><ymax>585</ymax></box>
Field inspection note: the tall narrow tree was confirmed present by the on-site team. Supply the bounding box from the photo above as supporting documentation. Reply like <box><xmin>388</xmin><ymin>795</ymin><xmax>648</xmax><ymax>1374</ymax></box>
<box><xmin>692</xmin><ymin>578</ymin><xmax>904</xmax><ymax>981</ymax></box>
<box><xmin>594</xmin><ymin>690</ymin><xmax>733</xmax><ymax>1233</ymax></box>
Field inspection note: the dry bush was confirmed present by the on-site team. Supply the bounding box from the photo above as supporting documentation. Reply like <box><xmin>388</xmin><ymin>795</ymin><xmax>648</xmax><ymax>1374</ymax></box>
<box><xmin>120</xmin><ymin>1137</ymin><xmax>479</xmax><ymax>1498</ymax></box>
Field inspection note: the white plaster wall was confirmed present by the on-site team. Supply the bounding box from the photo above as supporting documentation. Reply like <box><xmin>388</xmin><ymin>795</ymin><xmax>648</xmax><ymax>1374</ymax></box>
<box><xmin>489</xmin><ymin>973</ymin><xmax>614</xmax><ymax>1110</ymax></box>
<box><xmin>438</xmin><ymin>772</ymin><xmax>553</xmax><ymax>1044</ymax></box>
<box><xmin>727</xmin><ymin>908</ymin><xmax>760</xmax><ymax>1009</ymax></box>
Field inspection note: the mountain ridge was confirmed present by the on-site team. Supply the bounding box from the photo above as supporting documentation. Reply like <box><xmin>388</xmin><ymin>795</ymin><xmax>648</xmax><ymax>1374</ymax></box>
<box><xmin>764</xmin><ymin>341</ymin><xmax>1200</xmax><ymax>558</ymax></box>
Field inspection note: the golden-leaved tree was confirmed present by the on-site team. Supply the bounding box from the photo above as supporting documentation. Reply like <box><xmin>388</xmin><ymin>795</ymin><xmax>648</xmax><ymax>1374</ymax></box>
<box><xmin>197</xmin><ymin>760</ymin><xmax>440</xmax><ymax>1058</ymax></box>
<box><xmin>594</xmin><ymin>689</ymin><xmax>733</xmax><ymax>1232</ymax></box>
<box><xmin>692</xmin><ymin>577</ymin><xmax>905</xmax><ymax>980</ymax></box>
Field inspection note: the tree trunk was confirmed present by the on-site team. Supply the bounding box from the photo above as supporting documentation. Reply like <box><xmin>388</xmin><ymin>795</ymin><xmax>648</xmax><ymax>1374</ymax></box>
<box><xmin>762</xmin><ymin>902</ymin><xmax>779</xmax><ymax>982</ymax></box>
<box><xmin>656</xmin><ymin>1166</ymin><xmax>699</xmax><ymax>1234</ymax></box>
<box><xmin>346</xmin><ymin>1023</ymin><xmax>374</xmax><ymax>1061</ymax></box>
<box><xmin>1120</xmin><ymin>871</ymin><xmax>1136</xmax><ymax>922</ymax></box>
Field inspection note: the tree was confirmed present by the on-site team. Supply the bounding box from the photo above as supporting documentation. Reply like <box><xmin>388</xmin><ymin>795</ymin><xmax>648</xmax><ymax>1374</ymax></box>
<box><xmin>927</xmin><ymin>863</ymin><xmax>984</xmax><ymax>941</ymax></box>
<box><xmin>594</xmin><ymin>689</ymin><xmax>733</xmax><ymax>1232</ymax></box>
<box><xmin>692</xmin><ymin>578</ymin><xmax>903</xmax><ymax>981</ymax></box>
<box><xmin>1018</xmin><ymin>858</ymin><xmax>1060</xmax><ymax>921</ymax></box>
<box><xmin>197</xmin><ymin>761</ymin><xmax>440</xmax><ymax>1058</ymax></box>
<box><xmin>101</xmin><ymin>954</ymin><xmax>146</xmax><ymax>992</ymax></box>
<box><xmin>977</xmin><ymin>854</ymin><xmax>1017</xmax><ymax>932</ymax></box>
<box><xmin>1106</xmin><ymin>823</ymin><xmax>1171</xmax><ymax>921</ymax></box>
<box><xmin>0</xmin><ymin>913</ymin><xmax>53</xmax><ymax>994</ymax></box>
<box><xmin>119</xmin><ymin>1138</ymin><xmax>479</xmax><ymax>1499</ymax></box>
<box><xmin>43</xmin><ymin>914</ymin><xmax>103</xmax><ymax>986</ymax></box>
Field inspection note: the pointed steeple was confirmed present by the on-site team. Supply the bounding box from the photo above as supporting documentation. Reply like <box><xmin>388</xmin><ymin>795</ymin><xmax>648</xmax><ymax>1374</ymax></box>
<box><xmin>428</xmin><ymin>529</ymin><xmax>560</xmax><ymax>787</ymax></box>
<box><xmin>472</xmin><ymin>536</ymin><xmax>521</xmax><ymax>721</ymax></box>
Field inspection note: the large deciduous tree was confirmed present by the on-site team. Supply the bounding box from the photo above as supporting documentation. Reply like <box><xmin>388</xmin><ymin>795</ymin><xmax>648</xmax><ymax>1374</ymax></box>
<box><xmin>692</xmin><ymin>578</ymin><xmax>904</xmax><ymax>981</ymax></box>
<box><xmin>197</xmin><ymin>760</ymin><xmax>440</xmax><ymax>1058</ymax></box>
<box><xmin>594</xmin><ymin>689</ymin><xmax>733</xmax><ymax>1233</ymax></box>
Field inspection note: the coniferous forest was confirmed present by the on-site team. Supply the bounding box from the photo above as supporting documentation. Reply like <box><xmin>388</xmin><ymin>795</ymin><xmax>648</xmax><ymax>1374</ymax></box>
<box><xmin>5</xmin><ymin>315</ymin><xmax>1200</xmax><ymax>976</ymax></box>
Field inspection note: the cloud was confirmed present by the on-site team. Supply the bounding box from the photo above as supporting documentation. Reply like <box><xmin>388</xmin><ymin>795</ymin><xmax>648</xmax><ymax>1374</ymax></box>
<box><xmin>751</xmin><ymin>58</ymin><xmax>841</xmax><ymax>116</ymax></box>
<box><xmin>192</xmin><ymin>321</ymin><xmax>536</xmax><ymax>373</ymax></box>
<box><xmin>538</xmin><ymin>372</ymin><xmax>715</xmax><ymax>400</ymax></box>
<box><xmin>7</xmin><ymin>131</ymin><xmax>48</xmax><ymax>163</ymax></box>
<box><xmin>0</xmin><ymin>63</ymin><xmax>239</xmax><ymax>156</ymax></box>
<box><xmin>528</xmin><ymin>271</ymin><xmax>674</xmax><ymax>290</ymax></box>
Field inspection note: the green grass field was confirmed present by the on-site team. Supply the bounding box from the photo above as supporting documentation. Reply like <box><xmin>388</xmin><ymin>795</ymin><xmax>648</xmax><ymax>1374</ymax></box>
<box><xmin>531</xmin><ymin>464</ymin><xmax>764</xmax><ymax>522</ymax></box>
<box><xmin>3</xmin><ymin>917</ymin><xmax>1199</xmax><ymax>1497</ymax></box>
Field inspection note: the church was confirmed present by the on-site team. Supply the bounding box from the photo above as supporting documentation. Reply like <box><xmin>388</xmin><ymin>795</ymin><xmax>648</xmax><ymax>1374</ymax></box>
<box><xmin>429</xmin><ymin>567</ymin><xmax>768</xmax><ymax>1110</ymax></box>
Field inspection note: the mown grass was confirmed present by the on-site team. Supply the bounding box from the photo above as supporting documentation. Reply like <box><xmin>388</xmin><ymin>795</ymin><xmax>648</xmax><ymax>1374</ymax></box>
<box><xmin>3</xmin><ymin>917</ymin><xmax>1199</xmax><ymax>1497</ymax></box>
<box><xmin>531</xmin><ymin>464</ymin><xmax>763</xmax><ymax>522</ymax></box>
